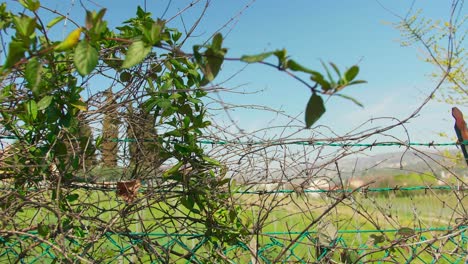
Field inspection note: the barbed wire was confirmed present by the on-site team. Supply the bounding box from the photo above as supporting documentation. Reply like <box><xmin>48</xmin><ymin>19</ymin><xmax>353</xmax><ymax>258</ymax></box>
<box><xmin>1</xmin><ymin>184</ymin><xmax>463</xmax><ymax>194</ymax></box>
<box><xmin>1</xmin><ymin>135</ymin><xmax>464</xmax><ymax>147</ymax></box>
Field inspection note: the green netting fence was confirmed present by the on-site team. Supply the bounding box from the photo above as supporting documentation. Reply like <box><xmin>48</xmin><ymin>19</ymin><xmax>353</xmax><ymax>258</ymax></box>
<box><xmin>1</xmin><ymin>226</ymin><xmax>467</xmax><ymax>263</ymax></box>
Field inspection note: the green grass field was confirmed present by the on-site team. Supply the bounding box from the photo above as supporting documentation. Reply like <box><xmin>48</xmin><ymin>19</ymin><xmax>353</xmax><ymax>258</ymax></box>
<box><xmin>2</xmin><ymin>184</ymin><xmax>466</xmax><ymax>263</ymax></box>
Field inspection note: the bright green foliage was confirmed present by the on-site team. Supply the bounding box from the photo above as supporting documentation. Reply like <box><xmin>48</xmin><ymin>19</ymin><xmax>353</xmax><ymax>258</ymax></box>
<box><xmin>74</xmin><ymin>40</ymin><xmax>99</xmax><ymax>76</ymax></box>
<box><xmin>240</xmin><ymin>51</ymin><xmax>275</xmax><ymax>63</ymax></box>
<box><xmin>2</xmin><ymin>41</ymin><xmax>27</xmax><ymax>69</ymax></box>
<box><xmin>46</xmin><ymin>16</ymin><xmax>64</xmax><ymax>29</ymax></box>
<box><xmin>395</xmin><ymin>7</ymin><xmax>467</xmax><ymax>105</ymax></box>
<box><xmin>18</xmin><ymin>0</ymin><xmax>40</xmax><ymax>12</ymax></box>
<box><xmin>54</xmin><ymin>28</ymin><xmax>83</xmax><ymax>52</ymax></box>
<box><xmin>36</xmin><ymin>95</ymin><xmax>52</xmax><ymax>110</ymax></box>
<box><xmin>122</xmin><ymin>40</ymin><xmax>152</xmax><ymax>68</ymax></box>
<box><xmin>394</xmin><ymin>4</ymin><xmax>467</xmax><ymax>171</ymax></box>
<box><xmin>193</xmin><ymin>33</ymin><xmax>228</xmax><ymax>85</ymax></box>
<box><xmin>24</xmin><ymin>57</ymin><xmax>42</xmax><ymax>90</ymax></box>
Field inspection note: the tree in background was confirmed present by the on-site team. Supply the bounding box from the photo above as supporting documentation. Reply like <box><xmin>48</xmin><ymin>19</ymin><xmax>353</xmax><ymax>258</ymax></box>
<box><xmin>125</xmin><ymin>103</ymin><xmax>163</xmax><ymax>173</ymax></box>
<box><xmin>395</xmin><ymin>0</ymin><xmax>466</xmax><ymax>105</ymax></box>
<box><xmin>101</xmin><ymin>88</ymin><xmax>120</xmax><ymax>167</ymax></box>
<box><xmin>394</xmin><ymin>0</ymin><xmax>467</xmax><ymax>166</ymax></box>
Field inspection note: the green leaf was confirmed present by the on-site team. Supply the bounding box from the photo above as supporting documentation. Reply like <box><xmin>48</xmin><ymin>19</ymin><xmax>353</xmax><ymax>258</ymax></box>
<box><xmin>142</xmin><ymin>23</ymin><xmax>160</xmax><ymax>45</ymax></box>
<box><xmin>122</xmin><ymin>41</ymin><xmax>152</xmax><ymax>69</ymax></box>
<box><xmin>197</xmin><ymin>35</ymin><xmax>227</xmax><ymax>85</ymax></box>
<box><xmin>25</xmin><ymin>100</ymin><xmax>38</xmax><ymax>121</ymax></box>
<box><xmin>310</xmin><ymin>72</ymin><xmax>331</xmax><ymax>91</ymax></box>
<box><xmin>25</xmin><ymin>57</ymin><xmax>42</xmax><ymax>90</ymax></box>
<box><xmin>329</xmin><ymin>62</ymin><xmax>341</xmax><ymax>77</ymax></box>
<box><xmin>181</xmin><ymin>195</ymin><xmax>195</xmax><ymax>210</ymax></box>
<box><xmin>183</xmin><ymin>116</ymin><xmax>190</xmax><ymax>128</ymax></box>
<box><xmin>70</xmin><ymin>100</ymin><xmax>87</xmax><ymax>111</ymax></box>
<box><xmin>71</xmin><ymin>156</ymin><xmax>79</xmax><ymax>170</ymax></box>
<box><xmin>203</xmin><ymin>156</ymin><xmax>221</xmax><ymax>166</ymax></box>
<box><xmin>38</xmin><ymin>223</ymin><xmax>50</xmax><ymax>237</ymax></box>
<box><xmin>200</xmin><ymin>49</ymin><xmax>224</xmax><ymax>85</ymax></box>
<box><xmin>274</xmin><ymin>49</ymin><xmax>287</xmax><ymax>65</ymax></box>
<box><xmin>212</xmin><ymin>33</ymin><xmax>223</xmax><ymax>50</ymax></box>
<box><xmin>397</xmin><ymin>227</ymin><xmax>415</xmax><ymax>237</ymax></box>
<box><xmin>174</xmin><ymin>143</ymin><xmax>191</xmax><ymax>155</ymax></box>
<box><xmin>136</xmin><ymin>6</ymin><xmax>148</xmax><ymax>19</ymax></box>
<box><xmin>62</xmin><ymin>218</ymin><xmax>71</xmax><ymax>230</ymax></box>
<box><xmin>19</xmin><ymin>0</ymin><xmax>40</xmax><ymax>11</ymax></box>
<box><xmin>74</xmin><ymin>40</ymin><xmax>99</xmax><ymax>76</ymax></box>
<box><xmin>240</xmin><ymin>51</ymin><xmax>274</xmax><ymax>63</ymax></box>
<box><xmin>345</xmin><ymin>65</ymin><xmax>359</xmax><ymax>82</ymax></box>
<box><xmin>47</xmin><ymin>16</ymin><xmax>65</xmax><ymax>29</ymax></box>
<box><xmin>163</xmin><ymin>162</ymin><xmax>184</xmax><ymax>178</ymax></box>
<box><xmin>74</xmin><ymin>226</ymin><xmax>85</xmax><ymax>238</ymax></box>
<box><xmin>172</xmin><ymin>31</ymin><xmax>182</xmax><ymax>42</ymax></box>
<box><xmin>66</xmin><ymin>193</ymin><xmax>79</xmax><ymax>202</ymax></box>
<box><xmin>348</xmin><ymin>80</ymin><xmax>367</xmax><ymax>86</ymax></box>
<box><xmin>86</xmin><ymin>9</ymin><xmax>107</xmax><ymax>36</ymax></box>
<box><xmin>369</xmin><ymin>234</ymin><xmax>385</xmax><ymax>245</ymax></box>
<box><xmin>321</xmin><ymin>60</ymin><xmax>335</xmax><ymax>84</ymax></box>
<box><xmin>305</xmin><ymin>94</ymin><xmax>325</xmax><ymax>128</ymax></box>
<box><xmin>37</xmin><ymin>96</ymin><xmax>53</xmax><ymax>110</ymax></box>
<box><xmin>13</xmin><ymin>15</ymin><xmax>36</xmax><ymax>37</ymax></box>
<box><xmin>147</xmin><ymin>19</ymin><xmax>164</xmax><ymax>45</ymax></box>
<box><xmin>119</xmin><ymin>71</ymin><xmax>132</xmax><ymax>82</ymax></box>
<box><xmin>287</xmin><ymin>60</ymin><xmax>321</xmax><ymax>75</ymax></box>
<box><xmin>54</xmin><ymin>141</ymin><xmax>68</xmax><ymax>157</ymax></box>
<box><xmin>155</xmin><ymin>98</ymin><xmax>172</xmax><ymax>109</ymax></box>
<box><xmin>193</xmin><ymin>45</ymin><xmax>202</xmax><ymax>65</ymax></box>
<box><xmin>96</xmin><ymin>9</ymin><xmax>107</xmax><ymax>23</ymax></box>
<box><xmin>2</xmin><ymin>41</ymin><xmax>27</xmax><ymax>69</ymax></box>
<box><xmin>334</xmin><ymin>94</ymin><xmax>364</xmax><ymax>108</ymax></box>
<box><xmin>85</xmin><ymin>10</ymin><xmax>94</xmax><ymax>30</ymax></box>
<box><xmin>95</xmin><ymin>135</ymin><xmax>103</xmax><ymax>149</ymax></box>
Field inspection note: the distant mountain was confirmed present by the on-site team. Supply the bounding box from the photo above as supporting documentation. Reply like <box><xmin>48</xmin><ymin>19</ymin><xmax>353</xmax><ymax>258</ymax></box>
<box><xmin>234</xmin><ymin>149</ymin><xmax>466</xmax><ymax>184</ymax></box>
<box><xmin>334</xmin><ymin>150</ymin><xmax>449</xmax><ymax>177</ymax></box>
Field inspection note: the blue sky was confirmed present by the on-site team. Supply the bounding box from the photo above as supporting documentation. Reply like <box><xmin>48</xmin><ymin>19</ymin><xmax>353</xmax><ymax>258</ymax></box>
<box><xmin>169</xmin><ymin>0</ymin><xmax>459</xmax><ymax>146</ymax></box>
<box><xmin>5</xmin><ymin>0</ymin><xmax>464</xmax><ymax>149</ymax></box>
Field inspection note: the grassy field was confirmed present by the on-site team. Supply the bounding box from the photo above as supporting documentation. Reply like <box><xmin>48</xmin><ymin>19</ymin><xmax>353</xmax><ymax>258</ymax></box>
<box><xmin>232</xmin><ymin>190</ymin><xmax>466</xmax><ymax>263</ymax></box>
<box><xmin>2</xmin><ymin>184</ymin><xmax>466</xmax><ymax>263</ymax></box>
